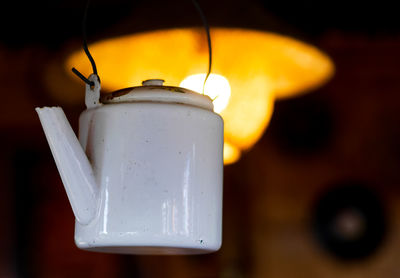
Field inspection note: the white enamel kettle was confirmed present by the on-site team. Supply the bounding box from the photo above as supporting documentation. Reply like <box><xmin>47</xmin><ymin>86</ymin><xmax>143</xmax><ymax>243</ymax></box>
<box><xmin>36</xmin><ymin>76</ymin><xmax>224</xmax><ymax>255</ymax></box>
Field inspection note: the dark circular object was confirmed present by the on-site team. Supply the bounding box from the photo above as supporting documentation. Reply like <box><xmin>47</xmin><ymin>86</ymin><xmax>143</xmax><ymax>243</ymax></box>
<box><xmin>312</xmin><ymin>183</ymin><xmax>386</xmax><ymax>260</ymax></box>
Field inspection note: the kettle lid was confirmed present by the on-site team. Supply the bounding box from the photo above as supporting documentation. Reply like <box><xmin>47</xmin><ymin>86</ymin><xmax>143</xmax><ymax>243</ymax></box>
<box><xmin>100</xmin><ymin>79</ymin><xmax>214</xmax><ymax>111</ymax></box>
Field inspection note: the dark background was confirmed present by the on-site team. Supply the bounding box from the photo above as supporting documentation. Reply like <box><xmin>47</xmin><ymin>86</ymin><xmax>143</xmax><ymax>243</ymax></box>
<box><xmin>1</xmin><ymin>0</ymin><xmax>400</xmax><ymax>277</ymax></box>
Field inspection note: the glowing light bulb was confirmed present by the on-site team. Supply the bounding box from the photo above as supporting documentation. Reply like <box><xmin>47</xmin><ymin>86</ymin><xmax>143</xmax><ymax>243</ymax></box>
<box><xmin>180</xmin><ymin>73</ymin><xmax>231</xmax><ymax>113</ymax></box>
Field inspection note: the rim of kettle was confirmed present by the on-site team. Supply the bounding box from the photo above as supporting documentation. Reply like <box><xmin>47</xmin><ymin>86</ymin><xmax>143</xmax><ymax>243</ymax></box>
<box><xmin>100</xmin><ymin>85</ymin><xmax>214</xmax><ymax>111</ymax></box>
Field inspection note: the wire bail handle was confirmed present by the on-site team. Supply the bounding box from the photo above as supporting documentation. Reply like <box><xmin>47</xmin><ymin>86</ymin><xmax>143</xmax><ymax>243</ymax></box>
<box><xmin>71</xmin><ymin>0</ymin><xmax>100</xmax><ymax>88</ymax></box>
<box><xmin>72</xmin><ymin>0</ymin><xmax>212</xmax><ymax>94</ymax></box>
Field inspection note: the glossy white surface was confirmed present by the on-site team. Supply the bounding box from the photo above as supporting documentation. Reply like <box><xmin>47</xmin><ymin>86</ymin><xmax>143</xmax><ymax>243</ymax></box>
<box><xmin>36</xmin><ymin>83</ymin><xmax>224</xmax><ymax>255</ymax></box>
<box><xmin>35</xmin><ymin>107</ymin><xmax>98</xmax><ymax>225</ymax></box>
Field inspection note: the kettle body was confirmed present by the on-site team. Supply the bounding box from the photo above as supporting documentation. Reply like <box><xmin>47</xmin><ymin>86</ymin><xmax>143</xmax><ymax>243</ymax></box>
<box><xmin>36</xmin><ymin>78</ymin><xmax>224</xmax><ymax>255</ymax></box>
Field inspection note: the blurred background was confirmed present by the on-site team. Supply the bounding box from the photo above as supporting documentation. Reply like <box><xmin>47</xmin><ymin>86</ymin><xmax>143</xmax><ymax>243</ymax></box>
<box><xmin>1</xmin><ymin>0</ymin><xmax>400</xmax><ymax>277</ymax></box>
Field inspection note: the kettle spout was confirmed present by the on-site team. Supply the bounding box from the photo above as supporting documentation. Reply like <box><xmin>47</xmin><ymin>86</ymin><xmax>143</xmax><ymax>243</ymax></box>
<box><xmin>36</xmin><ymin>107</ymin><xmax>98</xmax><ymax>225</ymax></box>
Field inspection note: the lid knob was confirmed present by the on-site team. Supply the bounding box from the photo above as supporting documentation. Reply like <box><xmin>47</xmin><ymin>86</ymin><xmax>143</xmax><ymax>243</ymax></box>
<box><xmin>142</xmin><ymin>79</ymin><xmax>165</xmax><ymax>86</ymax></box>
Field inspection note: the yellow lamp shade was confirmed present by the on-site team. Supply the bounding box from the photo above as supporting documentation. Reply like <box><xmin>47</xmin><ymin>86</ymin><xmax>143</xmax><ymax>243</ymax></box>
<box><xmin>66</xmin><ymin>28</ymin><xmax>334</xmax><ymax>164</ymax></box>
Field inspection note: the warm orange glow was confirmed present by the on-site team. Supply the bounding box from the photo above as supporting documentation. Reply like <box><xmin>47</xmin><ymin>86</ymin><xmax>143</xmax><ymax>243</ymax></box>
<box><xmin>66</xmin><ymin>28</ymin><xmax>334</xmax><ymax>164</ymax></box>
<box><xmin>223</xmin><ymin>142</ymin><xmax>241</xmax><ymax>165</ymax></box>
